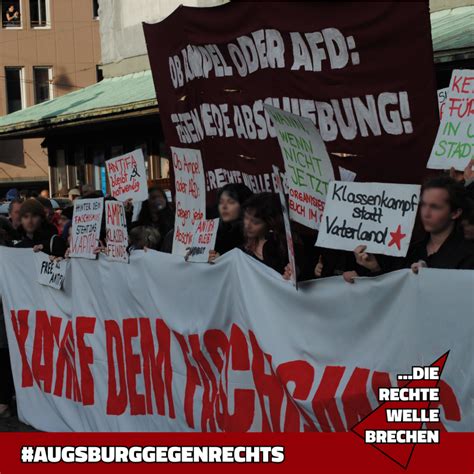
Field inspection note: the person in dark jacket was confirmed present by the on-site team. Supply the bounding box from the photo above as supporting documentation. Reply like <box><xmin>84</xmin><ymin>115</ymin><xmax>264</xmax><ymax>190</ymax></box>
<box><xmin>343</xmin><ymin>176</ymin><xmax>474</xmax><ymax>282</ymax></box>
<box><xmin>208</xmin><ymin>183</ymin><xmax>253</xmax><ymax>262</ymax></box>
<box><xmin>240</xmin><ymin>193</ymin><xmax>290</xmax><ymax>274</ymax></box>
<box><xmin>14</xmin><ymin>199</ymin><xmax>67</xmax><ymax>257</ymax></box>
<box><xmin>129</xmin><ymin>186</ymin><xmax>175</xmax><ymax>252</ymax></box>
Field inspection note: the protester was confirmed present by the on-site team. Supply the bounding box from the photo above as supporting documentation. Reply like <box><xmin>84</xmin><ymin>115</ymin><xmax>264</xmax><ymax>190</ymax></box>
<box><xmin>81</xmin><ymin>184</ymin><xmax>96</xmax><ymax>197</ymax></box>
<box><xmin>5</xmin><ymin>188</ymin><xmax>18</xmax><ymax>201</ymax></box>
<box><xmin>4</xmin><ymin>4</ymin><xmax>20</xmax><ymax>26</ymax></box>
<box><xmin>14</xmin><ymin>199</ymin><xmax>67</xmax><ymax>257</ymax></box>
<box><xmin>68</xmin><ymin>188</ymin><xmax>81</xmax><ymax>201</ymax></box>
<box><xmin>208</xmin><ymin>183</ymin><xmax>253</xmax><ymax>262</ymax></box>
<box><xmin>128</xmin><ymin>226</ymin><xmax>161</xmax><ymax>252</ymax></box>
<box><xmin>241</xmin><ymin>193</ymin><xmax>289</xmax><ymax>274</ymax></box>
<box><xmin>130</xmin><ymin>185</ymin><xmax>175</xmax><ymax>251</ymax></box>
<box><xmin>39</xmin><ymin>189</ymin><xmax>50</xmax><ymax>198</ymax></box>
<box><xmin>8</xmin><ymin>198</ymin><xmax>22</xmax><ymax>239</ymax></box>
<box><xmin>461</xmin><ymin>198</ymin><xmax>474</xmax><ymax>242</ymax></box>
<box><xmin>342</xmin><ymin>176</ymin><xmax>474</xmax><ymax>282</ymax></box>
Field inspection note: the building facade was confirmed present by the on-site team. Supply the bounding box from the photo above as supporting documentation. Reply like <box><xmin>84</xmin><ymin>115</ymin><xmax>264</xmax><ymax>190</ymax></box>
<box><xmin>0</xmin><ymin>0</ymin><xmax>100</xmax><ymax>194</ymax></box>
<box><xmin>0</xmin><ymin>0</ymin><xmax>471</xmax><ymax>197</ymax></box>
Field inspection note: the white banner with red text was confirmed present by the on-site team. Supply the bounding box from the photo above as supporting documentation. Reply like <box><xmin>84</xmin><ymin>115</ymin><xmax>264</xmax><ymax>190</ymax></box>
<box><xmin>0</xmin><ymin>248</ymin><xmax>472</xmax><ymax>432</ymax></box>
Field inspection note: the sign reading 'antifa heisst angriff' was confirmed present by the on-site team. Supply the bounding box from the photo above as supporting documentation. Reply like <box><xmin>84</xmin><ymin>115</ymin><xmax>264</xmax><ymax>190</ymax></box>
<box><xmin>316</xmin><ymin>182</ymin><xmax>420</xmax><ymax>257</ymax></box>
<box><xmin>106</xmin><ymin>149</ymin><xmax>148</xmax><ymax>202</ymax></box>
<box><xmin>265</xmin><ymin>105</ymin><xmax>334</xmax><ymax>229</ymax></box>
<box><xmin>144</xmin><ymin>3</ymin><xmax>438</xmax><ymax>194</ymax></box>
<box><xmin>428</xmin><ymin>70</ymin><xmax>474</xmax><ymax>171</ymax></box>
<box><xmin>105</xmin><ymin>201</ymin><xmax>129</xmax><ymax>263</ymax></box>
<box><xmin>69</xmin><ymin>198</ymin><xmax>104</xmax><ymax>259</ymax></box>
<box><xmin>171</xmin><ymin>147</ymin><xmax>206</xmax><ymax>256</ymax></box>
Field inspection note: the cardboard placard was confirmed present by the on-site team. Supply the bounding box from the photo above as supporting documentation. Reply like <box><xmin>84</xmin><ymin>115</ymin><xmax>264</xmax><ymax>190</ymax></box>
<box><xmin>106</xmin><ymin>148</ymin><xmax>148</xmax><ymax>202</ymax></box>
<box><xmin>428</xmin><ymin>70</ymin><xmax>473</xmax><ymax>171</ymax></box>
<box><xmin>171</xmin><ymin>147</ymin><xmax>206</xmax><ymax>256</ymax></box>
<box><xmin>69</xmin><ymin>198</ymin><xmax>104</xmax><ymax>259</ymax></box>
<box><xmin>105</xmin><ymin>201</ymin><xmax>129</xmax><ymax>263</ymax></box>
<box><xmin>265</xmin><ymin>105</ymin><xmax>334</xmax><ymax>230</ymax></box>
<box><xmin>316</xmin><ymin>181</ymin><xmax>420</xmax><ymax>257</ymax></box>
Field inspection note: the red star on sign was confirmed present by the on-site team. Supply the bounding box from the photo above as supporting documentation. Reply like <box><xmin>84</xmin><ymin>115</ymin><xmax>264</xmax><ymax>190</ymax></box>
<box><xmin>388</xmin><ymin>224</ymin><xmax>406</xmax><ymax>250</ymax></box>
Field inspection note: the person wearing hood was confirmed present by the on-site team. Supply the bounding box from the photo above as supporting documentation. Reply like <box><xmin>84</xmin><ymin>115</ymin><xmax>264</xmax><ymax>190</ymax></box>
<box><xmin>14</xmin><ymin>199</ymin><xmax>67</xmax><ymax>257</ymax></box>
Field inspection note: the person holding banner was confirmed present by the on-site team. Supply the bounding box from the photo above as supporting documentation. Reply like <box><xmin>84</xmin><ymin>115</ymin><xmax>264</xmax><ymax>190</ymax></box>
<box><xmin>343</xmin><ymin>177</ymin><xmax>474</xmax><ymax>282</ymax></box>
<box><xmin>14</xmin><ymin>199</ymin><xmax>67</xmax><ymax>257</ymax></box>
<box><xmin>130</xmin><ymin>186</ymin><xmax>175</xmax><ymax>251</ymax></box>
<box><xmin>241</xmin><ymin>193</ymin><xmax>290</xmax><ymax>275</ymax></box>
<box><xmin>208</xmin><ymin>183</ymin><xmax>253</xmax><ymax>262</ymax></box>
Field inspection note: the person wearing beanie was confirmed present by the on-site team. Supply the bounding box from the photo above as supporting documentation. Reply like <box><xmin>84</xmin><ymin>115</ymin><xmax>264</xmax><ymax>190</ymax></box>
<box><xmin>14</xmin><ymin>199</ymin><xmax>67</xmax><ymax>257</ymax></box>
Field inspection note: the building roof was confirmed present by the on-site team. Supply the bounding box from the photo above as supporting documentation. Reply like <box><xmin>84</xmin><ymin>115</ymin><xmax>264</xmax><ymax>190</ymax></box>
<box><xmin>431</xmin><ymin>6</ymin><xmax>474</xmax><ymax>62</ymax></box>
<box><xmin>0</xmin><ymin>70</ymin><xmax>158</xmax><ymax>138</ymax></box>
<box><xmin>0</xmin><ymin>7</ymin><xmax>471</xmax><ymax>138</ymax></box>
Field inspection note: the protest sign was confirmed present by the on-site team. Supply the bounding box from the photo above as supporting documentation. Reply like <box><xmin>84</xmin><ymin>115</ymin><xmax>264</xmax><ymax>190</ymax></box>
<box><xmin>186</xmin><ymin>218</ymin><xmax>219</xmax><ymax>263</ymax></box>
<box><xmin>144</xmin><ymin>3</ymin><xmax>438</xmax><ymax>194</ymax></box>
<box><xmin>338</xmin><ymin>166</ymin><xmax>357</xmax><ymax>182</ymax></box>
<box><xmin>273</xmin><ymin>165</ymin><xmax>297</xmax><ymax>288</ymax></box>
<box><xmin>265</xmin><ymin>105</ymin><xmax>334</xmax><ymax>229</ymax></box>
<box><xmin>35</xmin><ymin>253</ymin><xmax>68</xmax><ymax>290</ymax></box>
<box><xmin>0</xmin><ymin>247</ymin><xmax>472</xmax><ymax>432</ymax></box>
<box><xmin>105</xmin><ymin>201</ymin><xmax>129</xmax><ymax>263</ymax></box>
<box><xmin>316</xmin><ymin>182</ymin><xmax>420</xmax><ymax>257</ymax></box>
<box><xmin>69</xmin><ymin>198</ymin><xmax>104</xmax><ymax>259</ymax></box>
<box><xmin>171</xmin><ymin>146</ymin><xmax>206</xmax><ymax>255</ymax></box>
<box><xmin>428</xmin><ymin>70</ymin><xmax>474</xmax><ymax>171</ymax></box>
<box><xmin>437</xmin><ymin>87</ymin><xmax>448</xmax><ymax>118</ymax></box>
<box><xmin>106</xmin><ymin>148</ymin><xmax>148</xmax><ymax>202</ymax></box>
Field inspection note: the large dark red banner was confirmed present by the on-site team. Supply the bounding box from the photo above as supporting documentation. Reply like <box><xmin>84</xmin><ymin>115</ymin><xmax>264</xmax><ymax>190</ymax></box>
<box><xmin>143</xmin><ymin>1</ymin><xmax>438</xmax><ymax>198</ymax></box>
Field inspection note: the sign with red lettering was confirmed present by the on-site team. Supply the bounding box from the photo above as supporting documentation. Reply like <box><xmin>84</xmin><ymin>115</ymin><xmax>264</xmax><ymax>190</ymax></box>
<box><xmin>428</xmin><ymin>70</ymin><xmax>474</xmax><ymax>171</ymax></box>
<box><xmin>186</xmin><ymin>218</ymin><xmax>219</xmax><ymax>263</ymax></box>
<box><xmin>266</xmin><ymin>105</ymin><xmax>334</xmax><ymax>229</ymax></box>
<box><xmin>0</xmin><ymin>247</ymin><xmax>470</xmax><ymax>432</ymax></box>
<box><xmin>105</xmin><ymin>201</ymin><xmax>129</xmax><ymax>263</ymax></box>
<box><xmin>69</xmin><ymin>198</ymin><xmax>104</xmax><ymax>259</ymax></box>
<box><xmin>35</xmin><ymin>252</ymin><xmax>68</xmax><ymax>290</ymax></box>
<box><xmin>143</xmin><ymin>2</ymin><xmax>438</xmax><ymax>198</ymax></box>
<box><xmin>171</xmin><ymin>146</ymin><xmax>206</xmax><ymax>256</ymax></box>
<box><xmin>273</xmin><ymin>165</ymin><xmax>297</xmax><ymax>289</ymax></box>
<box><xmin>316</xmin><ymin>182</ymin><xmax>420</xmax><ymax>257</ymax></box>
<box><xmin>106</xmin><ymin>149</ymin><xmax>148</xmax><ymax>202</ymax></box>
<box><xmin>437</xmin><ymin>87</ymin><xmax>448</xmax><ymax>119</ymax></box>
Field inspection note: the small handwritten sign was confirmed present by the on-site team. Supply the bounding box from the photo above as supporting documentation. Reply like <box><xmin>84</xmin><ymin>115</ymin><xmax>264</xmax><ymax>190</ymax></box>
<box><xmin>36</xmin><ymin>253</ymin><xmax>68</xmax><ymax>290</ymax></box>
<box><xmin>428</xmin><ymin>70</ymin><xmax>473</xmax><ymax>171</ymax></box>
<box><xmin>105</xmin><ymin>200</ymin><xmax>129</xmax><ymax>263</ymax></box>
<box><xmin>171</xmin><ymin>146</ymin><xmax>206</xmax><ymax>256</ymax></box>
<box><xmin>186</xmin><ymin>218</ymin><xmax>219</xmax><ymax>263</ymax></box>
<box><xmin>265</xmin><ymin>105</ymin><xmax>334</xmax><ymax>230</ymax></box>
<box><xmin>106</xmin><ymin>148</ymin><xmax>148</xmax><ymax>202</ymax></box>
<box><xmin>69</xmin><ymin>198</ymin><xmax>104</xmax><ymax>259</ymax></box>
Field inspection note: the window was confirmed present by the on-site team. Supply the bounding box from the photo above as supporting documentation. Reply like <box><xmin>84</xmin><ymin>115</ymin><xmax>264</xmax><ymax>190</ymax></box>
<box><xmin>33</xmin><ymin>66</ymin><xmax>53</xmax><ymax>104</ymax></box>
<box><xmin>92</xmin><ymin>0</ymin><xmax>99</xmax><ymax>18</ymax></box>
<box><xmin>96</xmin><ymin>65</ymin><xmax>103</xmax><ymax>83</ymax></box>
<box><xmin>2</xmin><ymin>1</ymin><xmax>22</xmax><ymax>28</ymax></box>
<box><xmin>30</xmin><ymin>0</ymin><xmax>49</xmax><ymax>28</ymax></box>
<box><xmin>5</xmin><ymin>67</ymin><xmax>25</xmax><ymax>113</ymax></box>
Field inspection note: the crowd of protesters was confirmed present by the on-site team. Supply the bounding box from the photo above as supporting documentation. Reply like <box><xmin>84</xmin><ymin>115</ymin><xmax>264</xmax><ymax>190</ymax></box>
<box><xmin>0</xmin><ymin>160</ymin><xmax>473</xmax><ymax>419</ymax></box>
